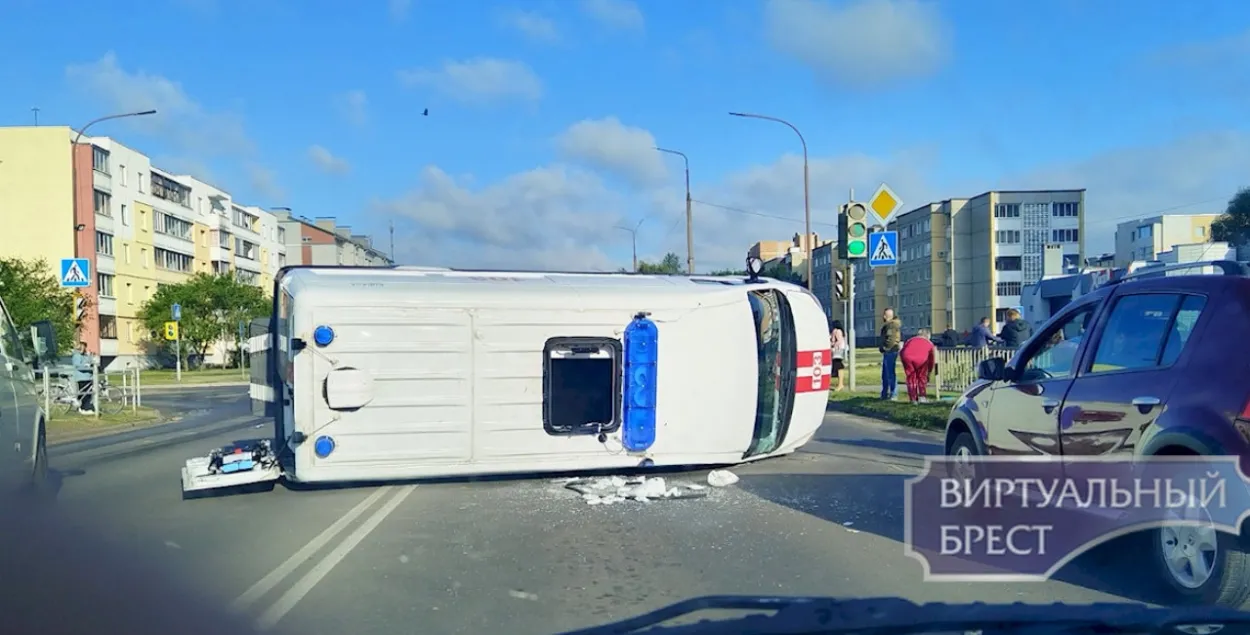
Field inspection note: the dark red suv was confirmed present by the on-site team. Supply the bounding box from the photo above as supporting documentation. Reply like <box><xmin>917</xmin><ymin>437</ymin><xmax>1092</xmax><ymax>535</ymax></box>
<box><xmin>944</xmin><ymin>260</ymin><xmax>1250</xmax><ymax>607</ymax></box>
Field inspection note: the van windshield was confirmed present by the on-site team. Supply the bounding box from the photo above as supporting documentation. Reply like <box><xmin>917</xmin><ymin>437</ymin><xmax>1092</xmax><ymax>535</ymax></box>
<box><xmin>745</xmin><ymin>289</ymin><xmax>797</xmax><ymax>457</ymax></box>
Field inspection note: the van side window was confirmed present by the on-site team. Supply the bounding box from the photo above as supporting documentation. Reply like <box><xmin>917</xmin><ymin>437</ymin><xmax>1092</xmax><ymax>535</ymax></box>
<box><xmin>542</xmin><ymin>338</ymin><xmax>623</xmax><ymax>436</ymax></box>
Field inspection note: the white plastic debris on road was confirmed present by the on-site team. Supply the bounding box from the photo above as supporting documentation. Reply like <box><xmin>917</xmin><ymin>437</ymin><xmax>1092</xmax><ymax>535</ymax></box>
<box><xmin>562</xmin><ymin>475</ymin><xmax>712</xmax><ymax>505</ymax></box>
<box><xmin>706</xmin><ymin>470</ymin><xmax>739</xmax><ymax>487</ymax></box>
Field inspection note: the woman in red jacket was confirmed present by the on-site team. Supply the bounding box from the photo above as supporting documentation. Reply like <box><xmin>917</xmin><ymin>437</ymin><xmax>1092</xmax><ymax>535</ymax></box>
<box><xmin>900</xmin><ymin>328</ymin><xmax>938</xmax><ymax>403</ymax></box>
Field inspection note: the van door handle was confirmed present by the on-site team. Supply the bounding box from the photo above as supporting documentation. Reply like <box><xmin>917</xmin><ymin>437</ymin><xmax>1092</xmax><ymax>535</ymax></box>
<box><xmin>1132</xmin><ymin>396</ymin><xmax>1161</xmax><ymax>414</ymax></box>
<box><xmin>1042</xmin><ymin>399</ymin><xmax>1060</xmax><ymax>414</ymax></box>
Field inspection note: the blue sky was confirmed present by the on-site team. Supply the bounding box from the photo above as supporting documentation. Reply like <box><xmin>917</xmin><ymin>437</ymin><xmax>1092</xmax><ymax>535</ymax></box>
<box><xmin>2</xmin><ymin>0</ymin><xmax>1249</xmax><ymax>271</ymax></box>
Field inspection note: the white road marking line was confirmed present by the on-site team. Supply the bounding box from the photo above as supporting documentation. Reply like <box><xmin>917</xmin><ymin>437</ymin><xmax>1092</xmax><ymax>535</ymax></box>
<box><xmin>254</xmin><ymin>484</ymin><xmax>417</xmax><ymax>631</ymax></box>
<box><xmin>229</xmin><ymin>486</ymin><xmax>392</xmax><ymax>613</ymax></box>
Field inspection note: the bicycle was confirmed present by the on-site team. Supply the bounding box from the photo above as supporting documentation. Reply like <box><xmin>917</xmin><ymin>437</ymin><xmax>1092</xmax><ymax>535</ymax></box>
<box><xmin>45</xmin><ymin>375</ymin><xmax>129</xmax><ymax>417</ymax></box>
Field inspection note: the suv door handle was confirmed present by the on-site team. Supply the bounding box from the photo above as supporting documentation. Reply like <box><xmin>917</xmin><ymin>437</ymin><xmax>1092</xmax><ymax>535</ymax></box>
<box><xmin>1132</xmin><ymin>396</ymin><xmax>1161</xmax><ymax>414</ymax></box>
<box><xmin>1042</xmin><ymin>399</ymin><xmax>1060</xmax><ymax>414</ymax></box>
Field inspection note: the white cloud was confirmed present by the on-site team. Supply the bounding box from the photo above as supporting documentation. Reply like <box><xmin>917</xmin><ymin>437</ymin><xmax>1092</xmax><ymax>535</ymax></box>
<box><xmin>389</xmin><ymin>0</ymin><xmax>411</xmax><ymax>22</ymax></box>
<box><xmin>1001</xmin><ymin>131</ymin><xmax>1250</xmax><ymax>251</ymax></box>
<box><xmin>335</xmin><ymin>90</ymin><xmax>368</xmax><ymax>127</ymax></box>
<box><xmin>580</xmin><ymin>0</ymin><xmax>644</xmax><ymax>31</ymax></box>
<box><xmin>555</xmin><ymin>117</ymin><xmax>667</xmax><ymax>187</ymax></box>
<box><xmin>500</xmin><ymin>9</ymin><xmax>560</xmax><ymax>44</ymax></box>
<box><xmin>764</xmin><ymin>0</ymin><xmax>949</xmax><ymax>89</ymax></box>
<box><xmin>246</xmin><ymin>164</ymin><xmax>284</xmax><ymax>202</ymax></box>
<box><xmin>397</xmin><ymin>58</ymin><xmax>542</xmax><ymax>105</ymax></box>
<box><xmin>65</xmin><ymin>53</ymin><xmax>285</xmax><ymax>201</ymax></box>
<box><xmin>308</xmin><ymin>145</ymin><xmax>351</xmax><ymax>176</ymax></box>
<box><xmin>375</xmin><ymin>165</ymin><xmax>625</xmax><ymax>271</ymax></box>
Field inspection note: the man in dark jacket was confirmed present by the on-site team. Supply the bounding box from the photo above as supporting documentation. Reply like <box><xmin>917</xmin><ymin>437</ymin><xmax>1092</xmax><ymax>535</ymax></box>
<box><xmin>968</xmin><ymin>317</ymin><xmax>1002</xmax><ymax>348</ymax></box>
<box><xmin>998</xmin><ymin>309</ymin><xmax>1032</xmax><ymax>348</ymax></box>
<box><xmin>878</xmin><ymin>308</ymin><xmax>902</xmax><ymax>400</ymax></box>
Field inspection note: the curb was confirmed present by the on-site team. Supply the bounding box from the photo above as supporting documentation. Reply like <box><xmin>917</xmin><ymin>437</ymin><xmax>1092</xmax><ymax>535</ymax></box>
<box><xmin>47</xmin><ymin>410</ymin><xmax>171</xmax><ymax>447</ymax></box>
<box><xmin>139</xmin><ymin>381</ymin><xmax>247</xmax><ymax>391</ymax></box>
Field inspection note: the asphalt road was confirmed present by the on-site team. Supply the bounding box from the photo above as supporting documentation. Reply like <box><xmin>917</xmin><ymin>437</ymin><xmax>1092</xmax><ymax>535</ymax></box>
<box><xmin>43</xmin><ymin>387</ymin><xmax>1159</xmax><ymax>635</ymax></box>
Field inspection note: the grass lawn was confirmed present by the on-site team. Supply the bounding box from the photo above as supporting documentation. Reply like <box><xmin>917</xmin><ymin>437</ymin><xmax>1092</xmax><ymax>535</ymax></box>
<box><xmin>826</xmin><ymin>390</ymin><xmax>950</xmax><ymax>431</ymax></box>
<box><xmin>46</xmin><ymin>406</ymin><xmax>164</xmax><ymax>444</ymax></box>
<box><xmin>138</xmin><ymin>367</ymin><xmax>248</xmax><ymax>386</ymax></box>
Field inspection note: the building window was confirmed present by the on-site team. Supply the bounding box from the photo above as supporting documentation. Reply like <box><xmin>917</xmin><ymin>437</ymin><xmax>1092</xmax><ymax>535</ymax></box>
<box><xmin>997</xmin><ymin>281</ymin><xmax>1023</xmax><ymax>297</ymax></box>
<box><xmin>92</xmin><ymin>146</ymin><xmax>110</xmax><ymax>175</ymax></box>
<box><xmin>154</xmin><ymin>247</ymin><xmax>193</xmax><ymax>273</ymax></box>
<box><xmin>235</xmin><ymin>238</ymin><xmax>258</xmax><ymax>260</ymax></box>
<box><xmin>150</xmin><ymin>172</ymin><xmax>192</xmax><ymax>208</ymax></box>
<box><xmin>1052</xmin><ymin>202</ymin><xmax>1079</xmax><ymax>217</ymax></box>
<box><xmin>235</xmin><ymin>269</ymin><xmax>259</xmax><ymax>285</ymax></box>
<box><xmin>97</xmin><ymin>273</ymin><xmax>115</xmax><ymax>298</ymax></box>
<box><xmin>93</xmin><ymin>189</ymin><xmax>112</xmax><ymax>217</ymax></box>
<box><xmin>219</xmin><ymin>231</ymin><xmax>233</xmax><ymax>249</ymax></box>
<box><xmin>95</xmin><ymin>231</ymin><xmax>113</xmax><ymax>256</ymax></box>
<box><xmin>994</xmin><ymin>203</ymin><xmax>1020</xmax><ymax>218</ymax></box>
<box><xmin>1052</xmin><ymin>228</ymin><xmax>1080</xmax><ymax>243</ymax></box>
<box><xmin>99</xmin><ymin>315</ymin><xmax>118</xmax><ymax>339</ymax></box>
<box><xmin>232</xmin><ymin>207</ymin><xmax>258</xmax><ymax>231</ymax></box>
<box><xmin>154</xmin><ymin>212</ymin><xmax>193</xmax><ymax>240</ymax></box>
<box><xmin>995</xmin><ymin>230</ymin><xmax>1021</xmax><ymax>244</ymax></box>
<box><xmin>995</xmin><ymin>256</ymin><xmax>1022</xmax><ymax>271</ymax></box>
<box><xmin>1197</xmin><ymin>226</ymin><xmax>1206</xmax><ymax>238</ymax></box>
<box><xmin>120</xmin><ymin>204</ymin><xmax>130</xmax><ymax>226</ymax></box>
<box><xmin>119</xmin><ymin>164</ymin><xmax>127</xmax><ymax>186</ymax></box>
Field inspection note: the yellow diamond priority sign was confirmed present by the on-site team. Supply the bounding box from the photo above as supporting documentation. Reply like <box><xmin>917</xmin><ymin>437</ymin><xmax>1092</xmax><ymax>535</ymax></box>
<box><xmin>868</xmin><ymin>183</ymin><xmax>903</xmax><ymax>227</ymax></box>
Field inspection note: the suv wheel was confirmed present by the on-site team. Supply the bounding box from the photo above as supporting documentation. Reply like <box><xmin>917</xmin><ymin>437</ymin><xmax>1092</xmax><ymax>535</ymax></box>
<box><xmin>1149</xmin><ymin>507</ymin><xmax>1250</xmax><ymax>607</ymax></box>
<box><xmin>946</xmin><ymin>431</ymin><xmax>981</xmax><ymax>482</ymax></box>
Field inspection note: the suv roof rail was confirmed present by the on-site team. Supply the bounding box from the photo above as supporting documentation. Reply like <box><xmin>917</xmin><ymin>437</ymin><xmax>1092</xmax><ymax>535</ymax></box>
<box><xmin>1107</xmin><ymin>260</ymin><xmax>1250</xmax><ymax>285</ymax></box>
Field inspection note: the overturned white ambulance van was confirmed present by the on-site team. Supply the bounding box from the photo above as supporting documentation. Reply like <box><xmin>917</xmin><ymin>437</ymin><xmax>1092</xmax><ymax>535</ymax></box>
<box><xmin>180</xmin><ymin>264</ymin><xmax>831</xmax><ymax>494</ymax></box>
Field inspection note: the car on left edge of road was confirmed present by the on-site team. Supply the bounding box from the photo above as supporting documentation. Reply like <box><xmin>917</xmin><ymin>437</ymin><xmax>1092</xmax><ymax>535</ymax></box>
<box><xmin>0</xmin><ymin>296</ymin><xmax>55</xmax><ymax>500</ymax></box>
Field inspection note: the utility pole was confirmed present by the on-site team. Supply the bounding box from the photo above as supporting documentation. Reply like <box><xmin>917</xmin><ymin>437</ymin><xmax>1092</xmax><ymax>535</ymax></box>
<box><xmin>71</xmin><ymin>110</ymin><xmax>158</xmax><ymax>258</ymax></box>
<box><xmin>614</xmin><ymin>216</ymin><xmax>649</xmax><ymax>272</ymax></box>
<box><xmin>31</xmin><ymin>107</ymin><xmax>39</xmax><ymax>126</ymax></box>
<box><xmin>389</xmin><ymin>220</ymin><xmax>395</xmax><ymax>262</ymax></box>
<box><xmin>729</xmin><ymin>112</ymin><xmax>812</xmax><ymax>289</ymax></box>
<box><xmin>655</xmin><ymin>147</ymin><xmax>694</xmax><ymax>274</ymax></box>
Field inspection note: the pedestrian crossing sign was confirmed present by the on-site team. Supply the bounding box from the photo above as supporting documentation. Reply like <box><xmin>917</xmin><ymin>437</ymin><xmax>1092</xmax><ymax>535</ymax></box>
<box><xmin>868</xmin><ymin>231</ymin><xmax>898</xmax><ymax>268</ymax></box>
<box><xmin>60</xmin><ymin>258</ymin><xmax>90</xmax><ymax>288</ymax></box>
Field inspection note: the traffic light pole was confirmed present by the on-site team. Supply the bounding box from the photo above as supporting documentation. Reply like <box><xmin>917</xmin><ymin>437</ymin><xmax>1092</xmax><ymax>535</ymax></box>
<box><xmin>175</xmin><ymin>327</ymin><xmax>182</xmax><ymax>384</ymax></box>
<box><xmin>846</xmin><ymin>263</ymin><xmax>856</xmax><ymax>392</ymax></box>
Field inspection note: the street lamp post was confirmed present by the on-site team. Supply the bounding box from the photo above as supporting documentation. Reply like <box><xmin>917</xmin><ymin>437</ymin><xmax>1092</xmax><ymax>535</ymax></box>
<box><xmin>614</xmin><ymin>216</ymin><xmax>649</xmax><ymax>273</ymax></box>
<box><xmin>654</xmin><ymin>147</ymin><xmax>693</xmax><ymax>274</ymax></box>
<box><xmin>71</xmin><ymin>110</ymin><xmax>158</xmax><ymax>257</ymax></box>
<box><xmin>728</xmin><ymin>112</ymin><xmax>812</xmax><ymax>290</ymax></box>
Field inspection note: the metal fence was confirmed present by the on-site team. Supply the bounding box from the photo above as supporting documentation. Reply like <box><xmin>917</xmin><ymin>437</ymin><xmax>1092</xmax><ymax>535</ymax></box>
<box><xmin>36</xmin><ymin>362</ymin><xmax>143</xmax><ymax>420</ymax></box>
<box><xmin>932</xmin><ymin>346</ymin><xmax>1017</xmax><ymax>396</ymax></box>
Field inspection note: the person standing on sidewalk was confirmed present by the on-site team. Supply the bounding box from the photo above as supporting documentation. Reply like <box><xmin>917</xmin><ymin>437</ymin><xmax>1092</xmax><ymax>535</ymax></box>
<box><xmin>71</xmin><ymin>341</ymin><xmax>94</xmax><ymax>414</ymax></box>
<box><xmin>878</xmin><ymin>308</ymin><xmax>902</xmax><ymax>401</ymax></box>
<box><xmin>901</xmin><ymin>328</ymin><xmax>938</xmax><ymax>403</ymax></box>
<box><xmin>830</xmin><ymin>319</ymin><xmax>847</xmax><ymax>392</ymax></box>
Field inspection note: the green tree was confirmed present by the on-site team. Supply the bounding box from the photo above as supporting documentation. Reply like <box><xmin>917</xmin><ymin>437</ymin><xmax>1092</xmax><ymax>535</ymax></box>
<box><xmin>637</xmin><ymin>252</ymin><xmax>684</xmax><ymax>275</ymax></box>
<box><xmin>138</xmin><ymin>273</ymin><xmax>271</xmax><ymax>365</ymax></box>
<box><xmin>1211</xmin><ymin>187</ymin><xmax>1250</xmax><ymax>245</ymax></box>
<box><xmin>708</xmin><ymin>268</ymin><xmax>748</xmax><ymax>276</ymax></box>
<box><xmin>761</xmin><ymin>262</ymin><xmax>803</xmax><ymax>285</ymax></box>
<box><xmin>0</xmin><ymin>257</ymin><xmax>81</xmax><ymax>355</ymax></box>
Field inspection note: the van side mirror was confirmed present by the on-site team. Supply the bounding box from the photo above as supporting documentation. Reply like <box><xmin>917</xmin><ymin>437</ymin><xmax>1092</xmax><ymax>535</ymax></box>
<box><xmin>978</xmin><ymin>357</ymin><xmax>1008</xmax><ymax>382</ymax></box>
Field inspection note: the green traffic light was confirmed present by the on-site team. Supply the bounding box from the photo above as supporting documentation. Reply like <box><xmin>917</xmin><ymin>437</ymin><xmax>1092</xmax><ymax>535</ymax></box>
<box><xmin>847</xmin><ymin>241</ymin><xmax>866</xmax><ymax>256</ymax></box>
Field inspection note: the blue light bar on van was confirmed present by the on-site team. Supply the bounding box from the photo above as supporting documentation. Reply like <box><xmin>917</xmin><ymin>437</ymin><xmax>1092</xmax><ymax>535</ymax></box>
<box><xmin>313</xmin><ymin>325</ymin><xmax>335</xmax><ymax>347</ymax></box>
<box><xmin>622</xmin><ymin>313</ymin><xmax>659</xmax><ymax>452</ymax></box>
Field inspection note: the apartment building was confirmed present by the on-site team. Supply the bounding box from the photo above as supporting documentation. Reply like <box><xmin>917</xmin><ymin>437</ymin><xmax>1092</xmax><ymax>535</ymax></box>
<box><xmin>872</xmin><ymin>189</ymin><xmax>1085</xmax><ymax>335</ymax></box>
<box><xmin>0</xmin><ymin>126</ymin><xmax>299</xmax><ymax>369</ymax></box>
<box><xmin>1114</xmin><ymin>214</ymin><xmax>1219</xmax><ymax>266</ymax></box>
<box><xmin>274</xmin><ymin>211</ymin><xmax>393</xmax><ymax>266</ymax></box>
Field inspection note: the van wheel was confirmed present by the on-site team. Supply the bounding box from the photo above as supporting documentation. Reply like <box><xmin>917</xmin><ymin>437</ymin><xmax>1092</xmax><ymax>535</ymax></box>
<box><xmin>1148</xmin><ymin>515</ymin><xmax>1250</xmax><ymax>607</ymax></box>
<box><xmin>946</xmin><ymin>431</ymin><xmax>981</xmax><ymax>482</ymax></box>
